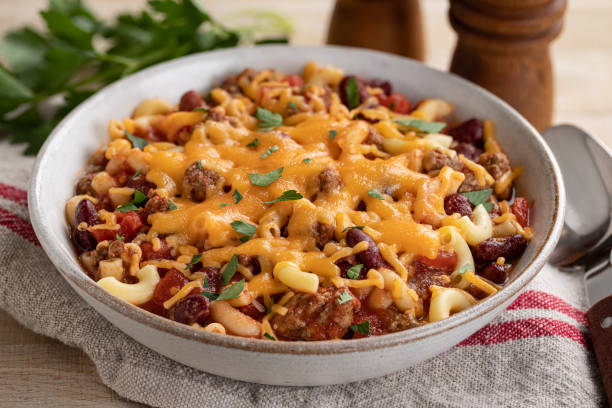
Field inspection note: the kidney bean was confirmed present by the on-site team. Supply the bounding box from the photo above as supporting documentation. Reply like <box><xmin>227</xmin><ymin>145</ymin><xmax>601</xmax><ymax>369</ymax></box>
<box><xmin>346</xmin><ymin>228</ymin><xmax>384</xmax><ymax>269</ymax></box>
<box><xmin>74</xmin><ymin>199</ymin><xmax>99</xmax><ymax>226</ymax></box>
<box><xmin>72</xmin><ymin>228</ymin><xmax>98</xmax><ymax>252</ymax></box>
<box><xmin>453</xmin><ymin>142</ymin><xmax>482</xmax><ymax>161</ymax></box>
<box><xmin>153</xmin><ymin>269</ymin><xmax>188</xmax><ymax>304</ymax></box>
<box><xmin>178</xmin><ymin>90</ymin><xmax>204</xmax><ymax>111</ymax></box>
<box><xmin>479</xmin><ymin>262</ymin><xmax>511</xmax><ymax>284</ymax></box>
<box><xmin>474</xmin><ymin>234</ymin><xmax>528</xmax><ymax>262</ymax></box>
<box><xmin>444</xmin><ymin>193</ymin><xmax>473</xmax><ymax>217</ymax></box>
<box><xmin>446</xmin><ymin>118</ymin><xmax>483</xmax><ymax>145</ymax></box>
<box><xmin>199</xmin><ymin>266</ymin><xmax>222</xmax><ymax>293</ymax></box>
<box><xmin>169</xmin><ymin>294</ymin><xmax>210</xmax><ymax>325</ymax></box>
<box><xmin>125</xmin><ymin>172</ymin><xmax>156</xmax><ymax>196</ymax></box>
<box><xmin>364</xmin><ymin>78</ymin><xmax>392</xmax><ymax>96</ymax></box>
<box><xmin>336</xmin><ymin>257</ymin><xmax>367</xmax><ymax>280</ymax></box>
<box><xmin>339</xmin><ymin>75</ymin><xmax>369</xmax><ymax>107</ymax></box>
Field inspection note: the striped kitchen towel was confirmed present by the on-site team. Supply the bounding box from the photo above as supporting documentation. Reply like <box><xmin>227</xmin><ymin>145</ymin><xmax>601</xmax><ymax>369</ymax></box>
<box><xmin>0</xmin><ymin>141</ymin><xmax>605</xmax><ymax>407</ymax></box>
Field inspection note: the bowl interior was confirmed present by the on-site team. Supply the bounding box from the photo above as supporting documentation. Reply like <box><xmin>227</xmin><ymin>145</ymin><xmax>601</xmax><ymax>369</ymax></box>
<box><xmin>29</xmin><ymin>45</ymin><xmax>564</xmax><ymax>353</ymax></box>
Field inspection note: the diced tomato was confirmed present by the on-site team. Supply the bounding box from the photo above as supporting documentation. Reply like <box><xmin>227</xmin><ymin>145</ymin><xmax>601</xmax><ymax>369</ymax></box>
<box><xmin>511</xmin><ymin>197</ymin><xmax>530</xmax><ymax>227</ymax></box>
<box><xmin>378</xmin><ymin>93</ymin><xmax>412</xmax><ymax>114</ymax></box>
<box><xmin>283</xmin><ymin>74</ymin><xmax>304</xmax><ymax>87</ymax></box>
<box><xmin>91</xmin><ymin>211</ymin><xmax>143</xmax><ymax>243</ymax></box>
<box><xmin>140</xmin><ymin>239</ymin><xmax>171</xmax><ymax>261</ymax></box>
<box><xmin>153</xmin><ymin>269</ymin><xmax>189</xmax><ymax>304</ymax></box>
<box><xmin>140</xmin><ymin>299</ymin><xmax>166</xmax><ymax>316</ymax></box>
<box><xmin>416</xmin><ymin>250</ymin><xmax>458</xmax><ymax>272</ymax></box>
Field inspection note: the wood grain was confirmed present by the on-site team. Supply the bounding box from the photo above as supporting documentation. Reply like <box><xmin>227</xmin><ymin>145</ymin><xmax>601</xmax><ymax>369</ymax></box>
<box><xmin>1</xmin><ymin>0</ymin><xmax>611</xmax><ymax>406</ymax></box>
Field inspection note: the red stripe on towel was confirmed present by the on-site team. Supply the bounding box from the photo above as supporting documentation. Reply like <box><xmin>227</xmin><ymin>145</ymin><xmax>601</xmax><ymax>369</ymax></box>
<box><xmin>0</xmin><ymin>182</ymin><xmax>28</xmax><ymax>207</ymax></box>
<box><xmin>0</xmin><ymin>207</ymin><xmax>40</xmax><ymax>245</ymax></box>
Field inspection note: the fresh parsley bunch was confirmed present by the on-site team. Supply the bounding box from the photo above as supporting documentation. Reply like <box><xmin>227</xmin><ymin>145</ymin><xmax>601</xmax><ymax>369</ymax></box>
<box><xmin>0</xmin><ymin>0</ymin><xmax>291</xmax><ymax>154</ymax></box>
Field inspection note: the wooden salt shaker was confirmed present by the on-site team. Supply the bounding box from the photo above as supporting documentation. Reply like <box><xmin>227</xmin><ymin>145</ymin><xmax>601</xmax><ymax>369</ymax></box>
<box><xmin>327</xmin><ymin>0</ymin><xmax>425</xmax><ymax>62</ymax></box>
<box><xmin>449</xmin><ymin>0</ymin><xmax>567</xmax><ymax>131</ymax></box>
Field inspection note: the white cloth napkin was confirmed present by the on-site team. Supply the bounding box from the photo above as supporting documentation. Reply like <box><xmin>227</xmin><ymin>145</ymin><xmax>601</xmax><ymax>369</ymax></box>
<box><xmin>0</xmin><ymin>141</ymin><xmax>605</xmax><ymax>407</ymax></box>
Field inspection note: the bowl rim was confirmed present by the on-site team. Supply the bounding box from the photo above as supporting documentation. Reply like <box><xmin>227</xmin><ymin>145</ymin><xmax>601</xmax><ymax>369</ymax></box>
<box><xmin>28</xmin><ymin>44</ymin><xmax>566</xmax><ymax>355</ymax></box>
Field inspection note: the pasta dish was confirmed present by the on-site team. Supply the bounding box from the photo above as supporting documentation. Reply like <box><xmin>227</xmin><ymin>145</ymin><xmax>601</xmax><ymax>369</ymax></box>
<box><xmin>66</xmin><ymin>62</ymin><xmax>532</xmax><ymax>341</ymax></box>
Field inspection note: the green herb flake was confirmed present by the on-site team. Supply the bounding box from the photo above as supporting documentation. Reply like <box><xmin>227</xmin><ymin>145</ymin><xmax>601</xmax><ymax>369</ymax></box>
<box><xmin>393</xmin><ymin>119</ymin><xmax>446</xmax><ymax>134</ymax></box>
<box><xmin>329</xmin><ymin>129</ymin><xmax>337</xmax><ymax>139</ymax></box>
<box><xmin>263</xmin><ymin>190</ymin><xmax>303</xmax><ymax>204</ymax></box>
<box><xmin>132</xmin><ymin>190</ymin><xmax>148</xmax><ymax>206</ymax></box>
<box><xmin>231</xmin><ymin>220</ymin><xmax>257</xmax><ymax>242</ymax></box>
<box><xmin>248</xmin><ymin>167</ymin><xmax>284</xmax><ymax>187</ymax></box>
<box><xmin>346</xmin><ymin>77</ymin><xmax>360</xmax><ymax>109</ymax></box>
<box><xmin>338</xmin><ymin>290</ymin><xmax>354</xmax><ymax>305</ymax></box>
<box><xmin>220</xmin><ymin>203</ymin><xmax>230</xmax><ymax>207</ymax></box>
<box><xmin>461</xmin><ymin>189</ymin><xmax>494</xmax><ymax>207</ymax></box>
<box><xmin>125</xmin><ymin>130</ymin><xmax>148</xmax><ymax>149</ymax></box>
<box><xmin>200</xmin><ymin>291</ymin><xmax>218</xmax><ymax>301</ymax></box>
<box><xmin>483</xmin><ymin>201</ymin><xmax>495</xmax><ymax>213</ymax></box>
<box><xmin>263</xmin><ymin>332</ymin><xmax>277</xmax><ymax>341</ymax></box>
<box><xmin>115</xmin><ymin>233</ymin><xmax>125</xmax><ymax>242</ymax></box>
<box><xmin>342</xmin><ymin>225</ymin><xmax>365</xmax><ymax>232</ymax></box>
<box><xmin>260</xmin><ymin>145</ymin><xmax>279</xmax><ymax>159</ymax></box>
<box><xmin>168</xmin><ymin>199</ymin><xmax>178</xmax><ymax>211</ymax></box>
<box><xmin>233</xmin><ymin>189</ymin><xmax>243</xmax><ymax>204</ymax></box>
<box><xmin>246</xmin><ymin>138</ymin><xmax>259</xmax><ymax>148</ymax></box>
<box><xmin>185</xmin><ymin>253</ymin><xmax>203</xmax><ymax>271</ymax></box>
<box><xmin>350</xmin><ymin>321</ymin><xmax>370</xmax><ymax>336</ymax></box>
<box><xmin>287</xmin><ymin>101</ymin><xmax>298</xmax><ymax>110</ymax></box>
<box><xmin>346</xmin><ymin>264</ymin><xmax>363</xmax><ymax>280</ymax></box>
<box><xmin>389</xmin><ymin>101</ymin><xmax>396</xmax><ymax>111</ymax></box>
<box><xmin>368</xmin><ymin>188</ymin><xmax>384</xmax><ymax>200</ymax></box>
<box><xmin>117</xmin><ymin>203</ymin><xmax>138</xmax><ymax>213</ymax></box>
<box><xmin>216</xmin><ymin>279</ymin><xmax>245</xmax><ymax>301</ymax></box>
<box><xmin>193</xmin><ymin>106</ymin><xmax>210</xmax><ymax>113</ymax></box>
<box><xmin>457</xmin><ymin>263</ymin><xmax>473</xmax><ymax>275</ymax></box>
<box><xmin>255</xmin><ymin>107</ymin><xmax>283</xmax><ymax>131</ymax></box>
<box><xmin>203</xmin><ymin>275</ymin><xmax>209</xmax><ymax>289</ymax></box>
<box><xmin>197</xmin><ymin>160</ymin><xmax>203</xmax><ymax>170</ymax></box>
<box><xmin>131</xmin><ymin>169</ymin><xmax>142</xmax><ymax>179</ymax></box>
<box><xmin>222</xmin><ymin>254</ymin><xmax>239</xmax><ymax>285</ymax></box>
<box><xmin>303</xmin><ymin>158</ymin><xmax>312</xmax><ymax>163</ymax></box>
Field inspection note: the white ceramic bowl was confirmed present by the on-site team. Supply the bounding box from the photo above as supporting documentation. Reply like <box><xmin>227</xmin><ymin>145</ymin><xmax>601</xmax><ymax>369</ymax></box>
<box><xmin>29</xmin><ymin>45</ymin><xmax>565</xmax><ymax>386</ymax></box>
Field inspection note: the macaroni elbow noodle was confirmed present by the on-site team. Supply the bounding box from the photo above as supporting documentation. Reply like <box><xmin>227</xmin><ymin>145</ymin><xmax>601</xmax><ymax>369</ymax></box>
<box><xmin>443</xmin><ymin>204</ymin><xmax>493</xmax><ymax>246</ymax></box>
<box><xmin>97</xmin><ymin>265</ymin><xmax>160</xmax><ymax>305</ymax></box>
<box><xmin>428</xmin><ymin>286</ymin><xmax>477</xmax><ymax>322</ymax></box>
<box><xmin>210</xmin><ymin>301</ymin><xmax>262</xmax><ymax>338</ymax></box>
<box><xmin>273</xmin><ymin>262</ymin><xmax>319</xmax><ymax>294</ymax></box>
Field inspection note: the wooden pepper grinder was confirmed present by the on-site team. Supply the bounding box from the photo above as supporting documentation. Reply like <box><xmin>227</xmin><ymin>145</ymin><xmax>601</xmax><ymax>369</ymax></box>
<box><xmin>449</xmin><ymin>0</ymin><xmax>567</xmax><ymax>131</ymax></box>
<box><xmin>327</xmin><ymin>0</ymin><xmax>425</xmax><ymax>62</ymax></box>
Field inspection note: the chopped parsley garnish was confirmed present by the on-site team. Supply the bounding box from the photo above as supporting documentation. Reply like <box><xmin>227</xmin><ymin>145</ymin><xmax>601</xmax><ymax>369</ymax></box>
<box><xmin>220</xmin><ymin>203</ymin><xmax>230</xmax><ymax>207</ymax></box>
<box><xmin>231</xmin><ymin>220</ymin><xmax>257</xmax><ymax>242</ymax></box>
<box><xmin>329</xmin><ymin>129</ymin><xmax>337</xmax><ymax>139</ymax></box>
<box><xmin>222</xmin><ymin>254</ymin><xmax>239</xmax><ymax>285</ymax></box>
<box><xmin>125</xmin><ymin>130</ymin><xmax>148</xmax><ymax>149</ymax></box>
<box><xmin>185</xmin><ymin>253</ymin><xmax>202</xmax><ymax>270</ymax></box>
<box><xmin>216</xmin><ymin>279</ymin><xmax>245</xmax><ymax>301</ymax></box>
<box><xmin>483</xmin><ymin>202</ymin><xmax>495</xmax><ymax>213</ymax></box>
<box><xmin>246</xmin><ymin>138</ymin><xmax>260</xmax><ymax>148</ymax></box>
<box><xmin>263</xmin><ymin>190</ymin><xmax>303</xmax><ymax>204</ymax></box>
<box><xmin>266</xmin><ymin>298</ymin><xmax>275</xmax><ymax>314</ymax></box>
<box><xmin>255</xmin><ymin>107</ymin><xmax>283</xmax><ymax>131</ymax></box>
<box><xmin>193</xmin><ymin>106</ymin><xmax>210</xmax><ymax>113</ymax></box>
<box><xmin>260</xmin><ymin>145</ymin><xmax>279</xmax><ymax>159</ymax></box>
<box><xmin>393</xmin><ymin>118</ymin><xmax>446</xmax><ymax>134</ymax></box>
<box><xmin>389</xmin><ymin>101</ymin><xmax>396</xmax><ymax>111</ymax></box>
<box><xmin>346</xmin><ymin>77</ymin><xmax>360</xmax><ymax>109</ymax></box>
<box><xmin>117</xmin><ymin>190</ymin><xmax>149</xmax><ymax>212</ymax></box>
<box><xmin>203</xmin><ymin>275</ymin><xmax>209</xmax><ymax>289</ymax></box>
<box><xmin>287</xmin><ymin>101</ymin><xmax>298</xmax><ymax>110</ymax></box>
<box><xmin>168</xmin><ymin>199</ymin><xmax>178</xmax><ymax>211</ymax></box>
<box><xmin>233</xmin><ymin>189</ymin><xmax>243</xmax><ymax>204</ymax></box>
<box><xmin>338</xmin><ymin>290</ymin><xmax>354</xmax><ymax>304</ymax></box>
<box><xmin>368</xmin><ymin>188</ymin><xmax>384</xmax><ymax>200</ymax></box>
<box><xmin>461</xmin><ymin>189</ymin><xmax>493</xmax><ymax>210</ymax></box>
<box><xmin>131</xmin><ymin>169</ymin><xmax>142</xmax><ymax>179</ymax></box>
<box><xmin>457</xmin><ymin>263</ymin><xmax>473</xmax><ymax>275</ymax></box>
<box><xmin>248</xmin><ymin>167</ymin><xmax>284</xmax><ymax>186</ymax></box>
<box><xmin>263</xmin><ymin>332</ymin><xmax>277</xmax><ymax>341</ymax></box>
<box><xmin>197</xmin><ymin>160</ymin><xmax>203</xmax><ymax>170</ymax></box>
<box><xmin>303</xmin><ymin>158</ymin><xmax>312</xmax><ymax>163</ymax></box>
<box><xmin>346</xmin><ymin>264</ymin><xmax>363</xmax><ymax>280</ymax></box>
<box><xmin>115</xmin><ymin>233</ymin><xmax>125</xmax><ymax>242</ymax></box>
<box><xmin>342</xmin><ymin>225</ymin><xmax>365</xmax><ymax>232</ymax></box>
<box><xmin>350</xmin><ymin>321</ymin><xmax>370</xmax><ymax>336</ymax></box>
<box><xmin>200</xmin><ymin>291</ymin><xmax>218</xmax><ymax>301</ymax></box>
<box><xmin>117</xmin><ymin>203</ymin><xmax>138</xmax><ymax>213</ymax></box>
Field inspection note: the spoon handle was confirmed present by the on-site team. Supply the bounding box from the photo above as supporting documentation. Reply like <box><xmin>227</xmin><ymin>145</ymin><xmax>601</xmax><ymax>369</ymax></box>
<box><xmin>587</xmin><ymin>295</ymin><xmax>612</xmax><ymax>403</ymax></box>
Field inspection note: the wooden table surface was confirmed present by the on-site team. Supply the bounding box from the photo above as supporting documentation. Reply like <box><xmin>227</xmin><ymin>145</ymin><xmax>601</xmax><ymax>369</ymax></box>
<box><xmin>1</xmin><ymin>1</ymin><xmax>611</xmax><ymax>406</ymax></box>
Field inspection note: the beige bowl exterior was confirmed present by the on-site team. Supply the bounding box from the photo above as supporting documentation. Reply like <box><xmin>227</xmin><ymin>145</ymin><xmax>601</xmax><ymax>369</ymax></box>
<box><xmin>29</xmin><ymin>45</ymin><xmax>565</xmax><ymax>386</ymax></box>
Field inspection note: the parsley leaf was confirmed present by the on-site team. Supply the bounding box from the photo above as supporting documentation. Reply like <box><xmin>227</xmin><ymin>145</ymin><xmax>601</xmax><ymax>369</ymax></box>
<box><xmin>260</xmin><ymin>145</ymin><xmax>279</xmax><ymax>159</ymax></box>
<box><xmin>263</xmin><ymin>190</ymin><xmax>303</xmax><ymax>204</ymax></box>
<box><xmin>303</xmin><ymin>158</ymin><xmax>312</xmax><ymax>163</ymax></box>
<box><xmin>461</xmin><ymin>189</ymin><xmax>493</xmax><ymax>207</ymax></box>
<box><xmin>350</xmin><ymin>321</ymin><xmax>370</xmax><ymax>336</ymax></box>
<box><xmin>203</xmin><ymin>275</ymin><xmax>209</xmax><ymax>289</ymax></box>
<box><xmin>457</xmin><ymin>263</ymin><xmax>473</xmax><ymax>275</ymax></box>
<box><xmin>185</xmin><ymin>253</ymin><xmax>202</xmax><ymax>270</ymax></box>
<box><xmin>329</xmin><ymin>129</ymin><xmax>337</xmax><ymax>139</ymax></box>
<box><xmin>125</xmin><ymin>130</ymin><xmax>148</xmax><ymax>149</ymax></box>
<box><xmin>346</xmin><ymin>264</ymin><xmax>363</xmax><ymax>280</ymax></box>
<box><xmin>117</xmin><ymin>203</ymin><xmax>138</xmax><ymax>213</ymax></box>
<box><xmin>220</xmin><ymin>203</ymin><xmax>230</xmax><ymax>207</ymax></box>
<box><xmin>168</xmin><ymin>199</ymin><xmax>177</xmax><ymax>211</ymax></box>
<box><xmin>287</xmin><ymin>101</ymin><xmax>298</xmax><ymax>110</ymax></box>
<box><xmin>483</xmin><ymin>202</ymin><xmax>495</xmax><ymax>213</ymax></box>
<box><xmin>338</xmin><ymin>290</ymin><xmax>354</xmax><ymax>304</ymax></box>
<box><xmin>132</xmin><ymin>190</ymin><xmax>148</xmax><ymax>206</ymax></box>
<box><xmin>193</xmin><ymin>106</ymin><xmax>210</xmax><ymax>113</ymax></box>
<box><xmin>389</xmin><ymin>101</ymin><xmax>396</xmax><ymax>111</ymax></box>
<box><xmin>394</xmin><ymin>119</ymin><xmax>446</xmax><ymax>134</ymax></box>
<box><xmin>232</xmin><ymin>189</ymin><xmax>243</xmax><ymax>204</ymax></box>
<box><xmin>197</xmin><ymin>160</ymin><xmax>203</xmax><ymax>170</ymax></box>
<box><xmin>216</xmin><ymin>279</ymin><xmax>245</xmax><ymax>301</ymax></box>
<box><xmin>263</xmin><ymin>332</ymin><xmax>277</xmax><ymax>341</ymax></box>
<box><xmin>342</xmin><ymin>225</ymin><xmax>365</xmax><ymax>232</ymax></box>
<box><xmin>115</xmin><ymin>233</ymin><xmax>125</xmax><ymax>241</ymax></box>
<box><xmin>255</xmin><ymin>107</ymin><xmax>283</xmax><ymax>131</ymax></box>
<box><xmin>346</xmin><ymin>77</ymin><xmax>360</xmax><ymax>109</ymax></box>
<box><xmin>201</xmin><ymin>291</ymin><xmax>219</xmax><ymax>301</ymax></box>
<box><xmin>368</xmin><ymin>188</ymin><xmax>384</xmax><ymax>200</ymax></box>
<box><xmin>246</xmin><ymin>138</ymin><xmax>259</xmax><ymax>147</ymax></box>
<box><xmin>248</xmin><ymin>167</ymin><xmax>283</xmax><ymax>186</ymax></box>
<box><xmin>222</xmin><ymin>254</ymin><xmax>239</xmax><ymax>285</ymax></box>
<box><xmin>132</xmin><ymin>169</ymin><xmax>142</xmax><ymax>179</ymax></box>
<box><xmin>231</xmin><ymin>220</ymin><xmax>257</xmax><ymax>242</ymax></box>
